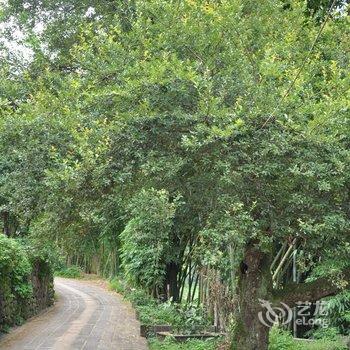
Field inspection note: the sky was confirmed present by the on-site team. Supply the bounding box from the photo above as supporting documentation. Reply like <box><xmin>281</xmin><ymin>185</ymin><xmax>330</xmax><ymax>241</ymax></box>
<box><xmin>0</xmin><ymin>0</ymin><xmax>44</xmax><ymax>61</ymax></box>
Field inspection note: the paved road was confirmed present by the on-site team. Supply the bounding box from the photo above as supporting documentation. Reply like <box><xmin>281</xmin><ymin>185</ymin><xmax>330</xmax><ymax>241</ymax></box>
<box><xmin>0</xmin><ymin>278</ymin><xmax>148</xmax><ymax>350</ymax></box>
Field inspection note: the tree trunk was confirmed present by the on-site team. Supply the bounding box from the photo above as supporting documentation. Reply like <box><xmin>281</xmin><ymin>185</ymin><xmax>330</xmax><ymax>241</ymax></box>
<box><xmin>164</xmin><ymin>262</ymin><xmax>180</xmax><ymax>302</ymax></box>
<box><xmin>232</xmin><ymin>243</ymin><xmax>272</xmax><ymax>350</ymax></box>
<box><xmin>231</xmin><ymin>241</ymin><xmax>349</xmax><ymax>350</ymax></box>
<box><xmin>2</xmin><ymin>211</ymin><xmax>10</xmax><ymax>237</ymax></box>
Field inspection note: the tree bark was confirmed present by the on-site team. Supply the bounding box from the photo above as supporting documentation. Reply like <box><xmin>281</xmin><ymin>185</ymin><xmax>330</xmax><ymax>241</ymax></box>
<box><xmin>163</xmin><ymin>262</ymin><xmax>180</xmax><ymax>302</ymax></box>
<box><xmin>232</xmin><ymin>243</ymin><xmax>273</xmax><ymax>350</ymax></box>
<box><xmin>231</xmin><ymin>241</ymin><xmax>349</xmax><ymax>350</ymax></box>
<box><xmin>2</xmin><ymin>211</ymin><xmax>10</xmax><ymax>237</ymax></box>
<box><xmin>273</xmin><ymin>269</ymin><xmax>350</xmax><ymax>307</ymax></box>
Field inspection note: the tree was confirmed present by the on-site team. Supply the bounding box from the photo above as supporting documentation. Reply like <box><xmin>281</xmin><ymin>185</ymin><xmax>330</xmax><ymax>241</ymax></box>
<box><xmin>1</xmin><ymin>1</ymin><xmax>349</xmax><ymax>349</ymax></box>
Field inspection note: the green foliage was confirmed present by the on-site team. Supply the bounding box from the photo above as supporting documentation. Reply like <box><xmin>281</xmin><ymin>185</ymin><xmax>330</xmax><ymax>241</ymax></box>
<box><xmin>109</xmin><ymin>277</ymin><xmax>209</xmax><ymax>331</ymax></box>
<box><xmin>120</xmin><ymin>189</ymin><xmax>180</xmax><ymax>290</ymax></box>
<box><xmin>304</xmin><ymin>291</ymin><xmax>350</xmax><ymax>337</ymax></box>
<box><xmin>174</xmin><ymin>303</ymin><xmax>210</xmax><ymax>334</ymax></box>
<box><xmin>321</xmin><ymin>292</ymin><xmax>350</xmax><ymax>335</ymax></box>
<box><xmin>268</xmin><ymin>327</ymin><xmax>297</xmax><ymax>350</ymax></box>
<box><xmin>137</xmin><ymin>303</ymin><xmax>182</xmax><ymax>328</ymax></box>
<box><xmin>109</xmin><ymin>276</ymin><xmax>127</xmax><ymax>294</ymax></box>
<box><xmin>1</xmin><ymin>0</ymin><xmax>349</xmax><ymax>348</ymax></box>
<box><xmin>55</xmin><ymin>266</ymin><xmax>83</xmax><ymax>278</ymax></box>
<box><xmin>148</xmin><ymin>337</ymin><xmax>220</xmax><ymax>350</ymax></box>
<box><xmin>0</xmin><ymin>234</ymin><xmax>32</xmax><ymax>300</ymax></box>
<box><xmin>310</xmin><ymin>327</ymin><xmax>342</xmax><ymax>341</ymax></box>
<box><xmin>268</xmin><ymin>327</ymin><xmax>347</xmax><ymax>350</ymax></box>
<box><xmin>110</xmin><ymin>277</ymin><xmax>181</xmax><ymax>326</ymax></box>
<box><xmin>0</xmin><ymin>235</ymin><xmax>54</xmax><ymax>332</ymax></box>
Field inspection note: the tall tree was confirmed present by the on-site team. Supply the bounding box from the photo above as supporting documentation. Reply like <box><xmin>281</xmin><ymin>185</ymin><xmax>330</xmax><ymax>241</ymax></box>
<box><xmin>1</xmin><ymin>1</ymin><xmax>349</xmax><ymax>348</ymax></box>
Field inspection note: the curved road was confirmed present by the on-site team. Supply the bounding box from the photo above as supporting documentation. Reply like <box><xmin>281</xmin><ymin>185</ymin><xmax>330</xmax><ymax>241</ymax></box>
<box><xmin>0</xmin><ymin>278</ymin><xmax>148</xmax><ymax>350</ymax></box>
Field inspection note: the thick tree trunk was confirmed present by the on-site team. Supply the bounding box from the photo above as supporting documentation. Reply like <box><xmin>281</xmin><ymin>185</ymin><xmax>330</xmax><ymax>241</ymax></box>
<box><xmin>231</xmin><ymin>241</ymin><xmax>349</xmax><ymax>350</ymax></box>
<box><xmin>232</xmin><ymin>243</ymin><xmax>272</xmax><ymax>350</ymax></box>
<box><xmin>273</xmin><ymin>268</ymin><xmax>350</xmax><ymax>307</ymax></box>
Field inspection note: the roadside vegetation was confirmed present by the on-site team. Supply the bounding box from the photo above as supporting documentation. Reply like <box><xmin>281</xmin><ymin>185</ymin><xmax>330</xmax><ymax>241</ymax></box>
<box><xmin>108</xmin><ymin>276</ymin><xmax>348</xmax><ymax>349</ymax></box>
<box><xmin>148</xmin><ymin>338</ymin><xmax>220</xmax><ymax>350</ymax></box>
<box><xmin>0</xmin><ymin>235</ymin><xmax>54</xmax><ymax>333</ymax></box>
<box><xmin>54</xmin><ymin>266</ymin><xmax>83</xmax><ymax>279</ymax></box>
<box><xmin>0</xmin><ymin>0</ymin><xmax>349</xmax><ymax>349</ymax></box>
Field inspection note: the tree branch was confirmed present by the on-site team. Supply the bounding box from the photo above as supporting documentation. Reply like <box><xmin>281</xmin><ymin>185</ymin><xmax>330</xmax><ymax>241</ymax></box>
<box><xmin>272</xmin><ymin>269</ymin><xmax>350</xmax><ymax>308</ymax></box>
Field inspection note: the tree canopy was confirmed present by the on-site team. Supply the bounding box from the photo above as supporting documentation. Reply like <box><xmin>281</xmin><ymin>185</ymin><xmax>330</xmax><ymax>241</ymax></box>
<box><xmin>0</xmin><ymin>1</ymin><xmax>349</xmax><ymax>349</ymax></box>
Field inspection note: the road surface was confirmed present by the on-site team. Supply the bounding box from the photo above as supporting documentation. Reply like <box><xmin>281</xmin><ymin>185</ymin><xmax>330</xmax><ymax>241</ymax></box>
<box><xmin>0</xmin><ymin>278</ymin><xmax>148</xmax><ymax>350</ymax></box>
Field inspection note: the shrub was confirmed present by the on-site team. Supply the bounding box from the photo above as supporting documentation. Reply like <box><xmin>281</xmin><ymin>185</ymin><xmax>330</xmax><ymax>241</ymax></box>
<box><xmin>268</xmin><ymin>327</ymin><xmax>347</xmax><ymax>350</ymax></box>
<box><xmin>296</xmin><ymin>339</ymin><xmax>347</xmax><ymax>350</ymax></box>
<box><xmin>0</xmin><ymin>235</ymin><xmax>54</xmax><ymax>332</ymax></box>
<box><xmin>309</xmin><ymin>327</ymin><xmax>341</xmax><ymax>341</ymax></box>
<box><xmin>268</xmin><ymin>327</ymin><xmax>296</xmax><ymax>350</ymax></box>
<box><xmin>109</xmin><ymin>277</ymin><xmax>127</xmax><ymax>294</ymax></box>
<box><xmin>174</xmin><ymin>303</ymin><xmax>210</xmax><ymax>334</ymax></box>
<box><xmin>138</xmin><ymin>302</ymin><xmax>182</xmax><ymax>327</ymax></box>
<box><xmin>0</xmin><ymin>234</ymin><xmax>32</xmax><ymax>301</ymax></box>
<box><xmin>318</xmin><ymin>292</ymin><xmax>350</xmax><ymax>335</ymax></box>
<box><xmin>148</xmin><ymin>337</ymin><xmax>220</xmax><ymax>350</ymax></box>
<box><xmin>108</xmin><ymin>277</ymin><xmax>208</xmax><ymax>330</ymax></box>
<box><xmin>120</xmin><ymin>189</ymin><xmax>180</xmax><ymax>291</ymax></box>
<box><xmin>127</xmin><ymin>288</ymin><xmax>156</xmax><ymax>307</ymax></box>
<box><xmin>55</xmin><ymin>265</ymin><xmax>83</xmax><ymax>278</ymax></box>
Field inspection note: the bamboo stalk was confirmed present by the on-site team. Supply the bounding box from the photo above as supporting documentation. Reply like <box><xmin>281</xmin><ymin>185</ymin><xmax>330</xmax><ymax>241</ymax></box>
<box><xmin>272</xmin><ymin>239</ymin><xmax>296</xmax><ymax>282</ymax></box>
<box><xmin>271</xmin><ymin>241</ymin><xmax>287</xmax><ymax>271</ymax></box>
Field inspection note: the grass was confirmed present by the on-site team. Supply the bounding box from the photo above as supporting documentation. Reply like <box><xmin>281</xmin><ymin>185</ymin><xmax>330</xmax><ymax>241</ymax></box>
<box><xmin>109</xmin><ymin>277</ymin><xmax>223</xmax><ymax>349</ymax></box>
<box><xmin>296</xmin><ymin>340</ymin><xmax>348</xmax><ymax>350</ymax></box>
<box><xmin>54</xmin><ymin>266</ymin><xmax>83</xmax><ymax>278</ymax></box>
<box><xmin>148</xmin><ymin>326</ymin><xmax>348</xmax><ymax>350</ymax></box>
<box><xmin>109</xmin><ymin>277</ymin><xmax>185</xmax><ymax>327</ymax></box>
<box><xmin>269</xmin><ymin>327</ymin><xmax>347</xmax><ymax>350</ymax></box>
<box><xmin>148</xmin><ymin>338</ymin><xmax>221</xmax><ymax>350</ymax></box>
<box><xmin>110</xmin><ymin>278</ymin><xmax>186</xmax><ymax>327</ymax></box>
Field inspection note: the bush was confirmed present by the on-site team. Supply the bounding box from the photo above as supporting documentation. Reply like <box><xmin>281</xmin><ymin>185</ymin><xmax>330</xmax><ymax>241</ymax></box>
<box><xmin>317</xmin><ymin>292</ymin><xmax>350</xmax><ymax>336</ymax></box>
<box><xmin>309</xmin><ymin>327</ymin><xmax>341</xmax><ymax>341</ymax></box>
<box><xmin>174</xmin><ymin>303</ymin><xmax>210</xmax><ymax>334</ymax></box>
<box><xmin>0</xmin><ymin>235</ymin><xmax>54</xmax><ymax>332</ymax></box>
<box><xmin>120</xmin><ymin>189</ymin><xmax>179</xmax><ymax>291</ymax></box>
<box><xmin>268</xmin><ymin>327</ymin><xmax>296</xmax><ymax>350</ymax></box>
<box><xmin>296</xmin><ymin>339</ymin><xmax>348</xmax><ymax>350</ymax></box>
<box><xmin>109</xmin><ymin>277</ymin><xmax>127</xmax><ymax>294</ymax></box>
<box><xmin>138</xmin><ymin>302</ymin><xmax>182</xmax><ymax>327</ymax></box>
<box><xmin>268</xmin><ymin>327</ymin><xmax>347</xmax><ymax>350</ymax></box>
<box><xmin>0</xmin><ymin>234</ymin><xmax>32</xmax><ymax>300</ymax></box>
<box><xmin>110</xmin><ymin>278</ymin><xmax>181</xmax><ymax>326</ymax></box>
<box><xmin>127</xmin><ymin>288</ymin><xmax>156</xmax><ymax>307</ymax></box>
<box><xmin>55</xmin><ymin>265</ymin><xmax>83</xmax><ymax>278</ymax></box>
<box><xmin>108</xmin><ymin>277</ymin><xmax>208</xmax><ymax>331</ymax></box>
<box><xmin>148</xmin><ymin>337</ymin><xmax>220</xmax><ymax>350</ymax></box>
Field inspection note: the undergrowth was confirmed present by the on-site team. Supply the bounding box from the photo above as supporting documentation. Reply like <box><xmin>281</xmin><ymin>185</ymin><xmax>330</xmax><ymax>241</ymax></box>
<box><xmin>109</xmin><ymin>277</ymin><xmax>348</xmax><ymax>350</ymax></box>
<box><xmin>55</xmin><ymin>265</ymin><xmax>83</xmax><ymax>278</ymax></box>
<box><xmin>269</xmin><ymin>327</ymin><xmax>347</xmax><ymax>350</ymax></box>
<box><xmin>109</xmin><ymin>276</ymin><xmax>209</xmax><ymax>332</ymax></box>
<box><xmin>148</xmin><ymin>338</ymin><xmax>220</xmax><ymax>350</ymax></box>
